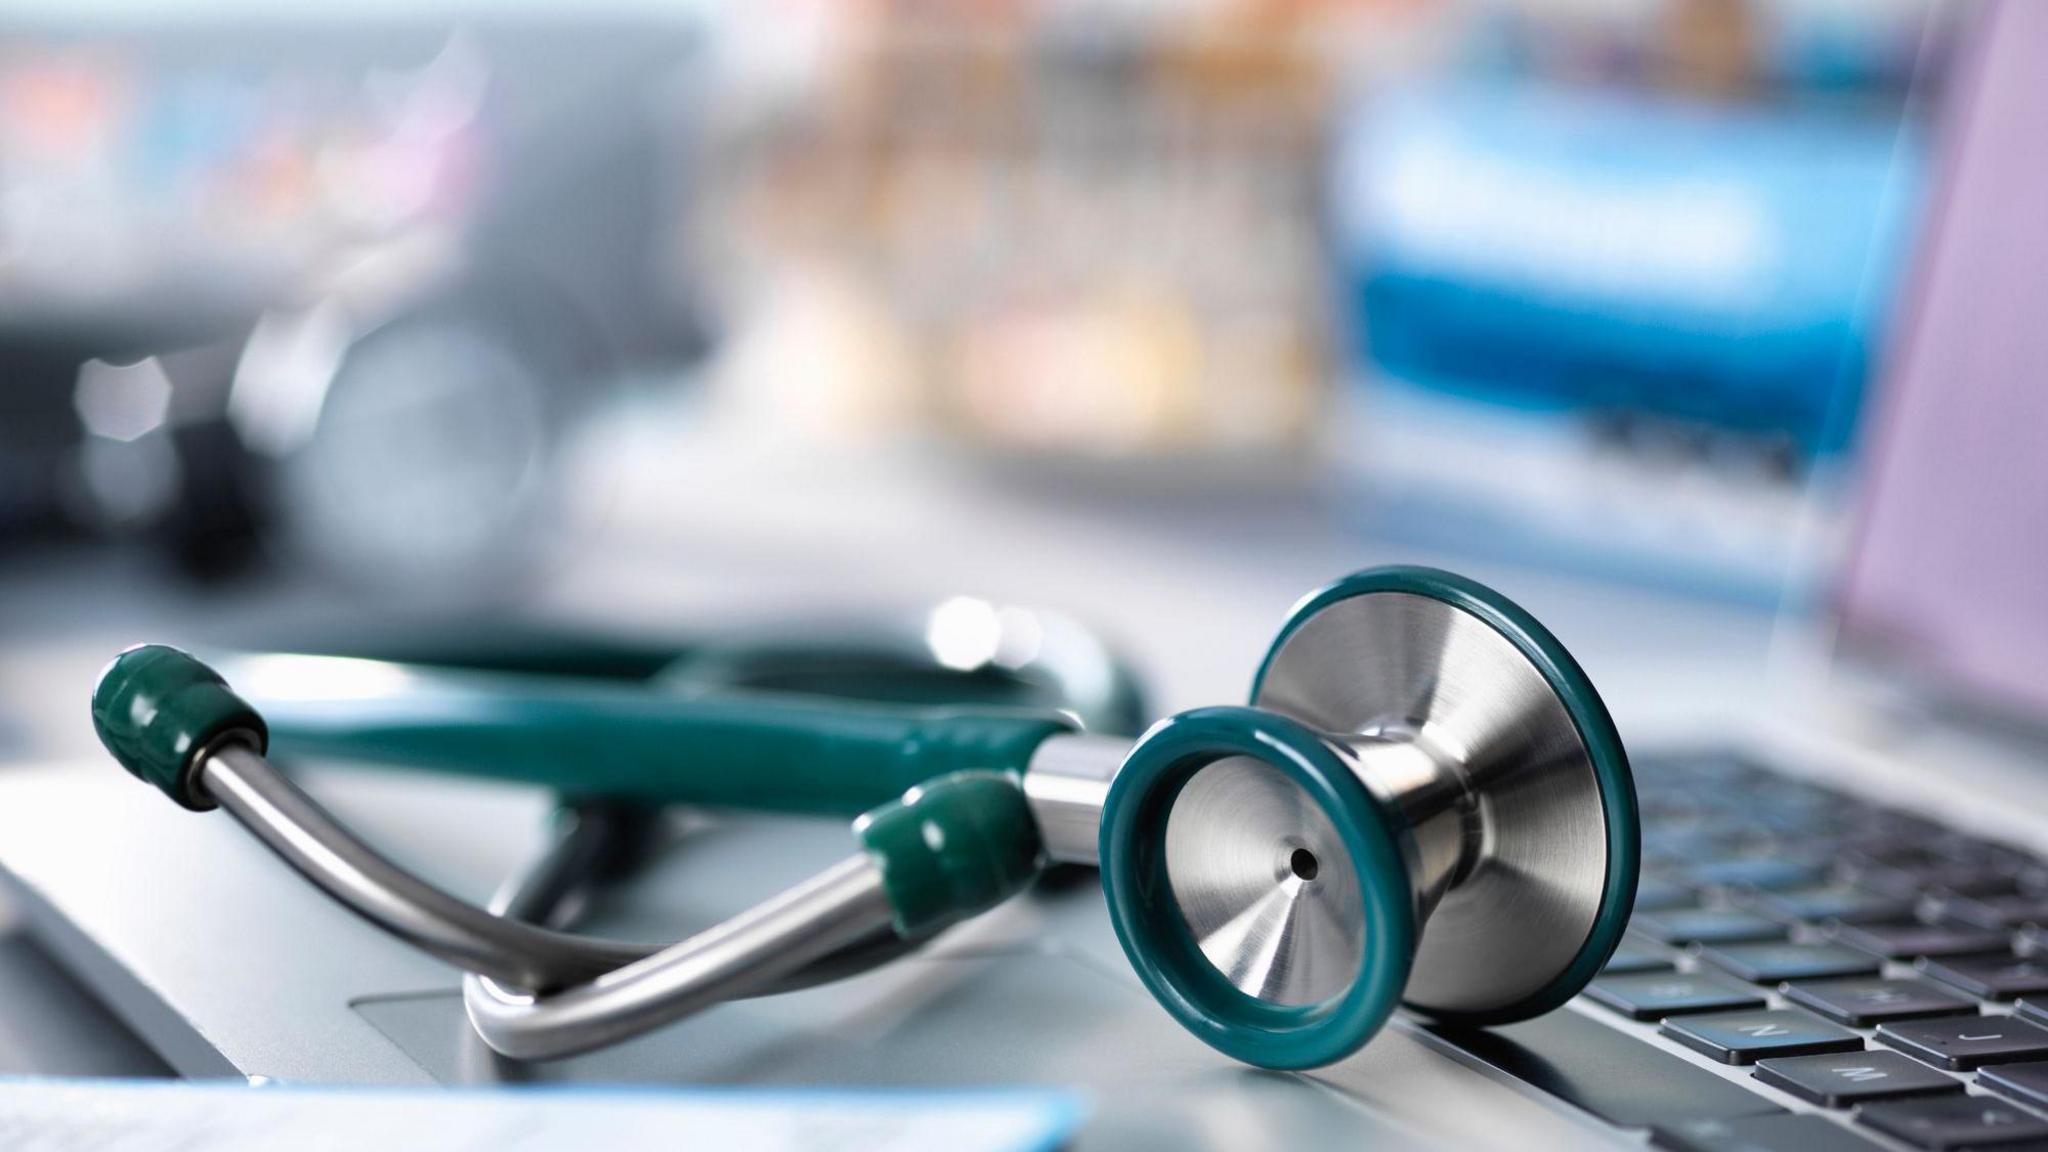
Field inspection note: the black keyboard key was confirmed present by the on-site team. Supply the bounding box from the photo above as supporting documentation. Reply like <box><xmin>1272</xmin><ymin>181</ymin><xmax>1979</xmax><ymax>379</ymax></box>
<box><xmin>1661</xmin><ymin>1009</ymin><xmax>1862</xmax><ymax>1064</ymax></box>
<box><xmin>1587</xmin><ymin>973</ymin><xmax>1768</xmax><ymax>1021</ymax></box>
<box><xmin>1651</xmin><ymin>752</ymin><xmax>1765</xmax><ymax>784</ymax></box>
<box><xmin>1653</xmin><ymin>1114</ymin><xmax>1884</xmax><ymax>1152</ymax></box>
<box><xmin>1942</xmin><ymin>894</ymin><xmax>2048</xmax><ymax>930</ymax></box>
<box><xmin>1917</xmin><ymin>955</ymin><xmax>2048</xmax><ymax>1001</ymax></box>
<box><xmin>1754</xmin><ymin>1049</ymin><xmax>1963</xmax><ymax>1107</ymax></box>
<box><xmin>1684</xmin><ymin>858</ymin><xmax>1828</xmax><ymax>892</ymax></box>
<box><xmin>1647</xmin><ymin>829</ymin><xmax>1730</xmax><ymax>864</ymax></box>
<box><xmin>1696</xmin><ymin>942</ymin><xmax>1881</xmax><ymax>984</ymax></box>
<box><xmin>1858</xmin><ymin>1095</ymin><xmax>2048</xmax><ymax>1150</ymax></box>
<box><xmin>1606</xmin><ymin>943</ymin><xmax>1677</xmax><ymax>974</ymax></box>
<box><xmin>1427</xmin><ymin>1010</ymin><xmax>1783</xmax><ymax>1128</ymax></box>
<box><xmin>1636</xmin><ymin>876</ymin><xmax>1696</xmax><ymax>912</ymax></box>
<box><xmin>2020</xmin><ymin>925</ymin><xmax>2048</xmax><ymax>957</ymax></box>
<box><xmin>1826</xmin><ymin>918</ymin><xmax>2012</xmax><ymax>960</ymax></box>
<box><xmin>1634</xmin><ymin>908</ymin><xmax>1789</xmax><ymax>946</ymax></box>
<box><xmin>1925</xmin><ymin>868</ymin><xmax>2026</xmax><ymax>900</ymax></box>
<box><xmin>1980</xmin><ymin>1061</ymin><xmax>2048</xmax><ymax>1111</ymax></box>
<box><xmin>1746</xmin><ymin>883</ymin><xmax>1913</xmax><ymax>925</ymax></box>
<box><xmin>1839</xmin><ymin>843</ymin><xmax>1945</xmax><ymax>874</ymax></box>
<box><xmin>1857</xmin><ymin>864</ymin><xmax>2020</xmax><ymax>901</ymax></box>
<box><xmin>1783</xmin><ymin>978</ymin><xmax>1980</xmax><ymax>1027</ymax></box>
<box><xmin>1854</xmin><ymin>809</ymin><xmax>1952</xmax><ymax>845</ymax></box>
<box><xmin>1920</xmin><ymin>833</ymin><xmax>2023</xmax><ymax>865</ymax></box>
<box><xmin>2015</xmin><ymin>1000</ymin><xmax>2048</xmax><ymax>1028</ymax></box>
<box><xmin>1877</xmin><ymin>1016</ymin><xmax>2048</xmax><ymax>1070</ymax></box>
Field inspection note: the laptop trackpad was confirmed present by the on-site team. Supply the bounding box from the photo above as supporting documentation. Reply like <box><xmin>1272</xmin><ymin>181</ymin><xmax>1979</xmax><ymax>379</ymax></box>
<box><xmin>352</xmin><ymin>947</ymin><xmax>1393</xmax><ymax>1150</ymax></box>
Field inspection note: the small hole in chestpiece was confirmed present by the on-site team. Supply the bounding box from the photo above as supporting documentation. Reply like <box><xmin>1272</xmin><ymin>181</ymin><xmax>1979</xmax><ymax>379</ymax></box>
<box><xmin>1288</xmin><ymin>847</ymin><xmax>1320</xmax><ymax>882</ymax></box>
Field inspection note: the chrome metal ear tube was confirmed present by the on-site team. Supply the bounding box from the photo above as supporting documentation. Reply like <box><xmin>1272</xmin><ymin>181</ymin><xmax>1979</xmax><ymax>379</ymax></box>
<box><xmin>200</xmin><ymin>742</ymin><xmax>918</xmax><ymax>1005</ymax></box>
<box><xmin>450</xmin><ymin>741</ymin><xmax>1136</xmax><ymax>1060</ymax></box>
<box><xmin>198</xmin><ymin>742</ymin><xmax>646</xmax><ymax>989</ymax></box>
<box><xmin>204</xmin><ymin>734</ymin><xmax>947</xmax><ymax>1061</ymax></box>
<box><xmin>485</xmin><ymin>804</ymin><xmax>922</xmax><ymax>996</ymax></box>
<box><xmin>464</xmin><ymin>855</ymin><xmax>895</xmax><ymax>1060</ymax></box>
<box><xmin>453</xmin><ymin>735</ymin><xmax>1142</xmax><ymax>1059</ymax></box>
<box><xmin>462</xmin><ymin>767</ymin><xmax>1054</xmax><ymax>1060</ymax></box>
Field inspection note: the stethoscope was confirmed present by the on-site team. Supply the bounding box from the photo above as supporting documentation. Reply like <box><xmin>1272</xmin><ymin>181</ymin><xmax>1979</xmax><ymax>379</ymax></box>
<box><xmin>89</xmin><ymin>566</ymin><xmax>1637</xmax><ymax>1071</ymax></box>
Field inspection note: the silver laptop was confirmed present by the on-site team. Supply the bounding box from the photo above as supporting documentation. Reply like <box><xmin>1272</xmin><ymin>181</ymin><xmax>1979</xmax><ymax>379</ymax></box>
<box><xmin>3</xmin><ymin>4</ymin><xmax>2046</xmax><ymax>1150</ymax></box>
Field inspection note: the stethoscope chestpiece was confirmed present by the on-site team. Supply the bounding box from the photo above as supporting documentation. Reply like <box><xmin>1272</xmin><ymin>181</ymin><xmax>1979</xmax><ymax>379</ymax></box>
<box><xmin>1098</xmin><ymin>566</ymin><xmax>1637</xmax><ymax>1070</ymax></box>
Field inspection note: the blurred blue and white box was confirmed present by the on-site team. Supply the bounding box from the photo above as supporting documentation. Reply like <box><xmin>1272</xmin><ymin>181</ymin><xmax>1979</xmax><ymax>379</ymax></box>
<box><xmin>1330</xmin><ymin>82</ymin><xmax>1922</xmax><ymax>599</ymax></box>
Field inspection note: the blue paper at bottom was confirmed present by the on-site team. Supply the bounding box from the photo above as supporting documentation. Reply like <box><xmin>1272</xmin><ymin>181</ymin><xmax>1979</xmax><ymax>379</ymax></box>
<box><xmin>0</xmin><ymin>1076</ymin><xmax>1084</xmax><ymax>1152</ymax></box>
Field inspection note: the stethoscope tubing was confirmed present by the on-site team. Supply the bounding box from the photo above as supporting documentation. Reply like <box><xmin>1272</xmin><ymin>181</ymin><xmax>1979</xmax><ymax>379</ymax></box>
<box><xmin>464</xmin><ymin>854</ymin><xmax>893</xmax><ymax>1060</ymax></box>
<box><xmin>202</xmin><ymin>741</ymin><xmax>641</xmax><ymax>988</ymax></box>
<box><xmin>469</xmin><ymin>800</ymin><xmax>929</xmax><ymax>1059</ymax></box>
<box><xmin>97</xmin><ymin>640</ymin><xmax>1110</xmax><ymax>1064</ymax></box>
<box><xmin>200</xmin><ymin>736</ymin><xmax>927</xmax><ymax>1057</ymax></box>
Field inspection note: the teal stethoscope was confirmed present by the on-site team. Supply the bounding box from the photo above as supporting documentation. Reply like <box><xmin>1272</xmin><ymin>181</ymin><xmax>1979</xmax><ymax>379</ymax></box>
<box><xmin>89</xmin><ymin>566</ymin><xmax>1638</xmax><ymax>1071</ymax></box>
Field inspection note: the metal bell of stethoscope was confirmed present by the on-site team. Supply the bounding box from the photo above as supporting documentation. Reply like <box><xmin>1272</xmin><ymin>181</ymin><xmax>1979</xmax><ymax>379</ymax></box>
<box><xmin>89</xmin><ymin>566</ymin><xmax>1637</xmax><ymax>1071</ymax></box>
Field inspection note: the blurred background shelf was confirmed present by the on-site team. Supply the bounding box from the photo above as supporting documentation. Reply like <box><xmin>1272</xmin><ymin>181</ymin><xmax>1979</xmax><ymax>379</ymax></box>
<box><xmin>0</xmin><ymin>0</ymin><xmax>1957</xmax><ymax>620</ymax></box>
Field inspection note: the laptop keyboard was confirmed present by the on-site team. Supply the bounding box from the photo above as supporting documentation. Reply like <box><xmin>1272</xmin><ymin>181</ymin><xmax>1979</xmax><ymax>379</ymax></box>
<box><xmin>1426</xmin><ymin>751</ymin><xmax>2048</xmax><ymax>1151</ymax></box>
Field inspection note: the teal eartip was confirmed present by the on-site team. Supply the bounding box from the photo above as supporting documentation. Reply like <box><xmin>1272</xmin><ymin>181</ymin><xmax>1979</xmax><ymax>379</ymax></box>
<box><xmin>91</xmin><ymin>644</ymin><xmax>266</xmax><ymax>812</ymax></box>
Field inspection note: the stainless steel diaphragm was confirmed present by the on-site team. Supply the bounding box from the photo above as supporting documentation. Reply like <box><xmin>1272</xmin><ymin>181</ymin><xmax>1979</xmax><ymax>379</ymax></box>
<box><xmin>1098</xmin><ymin>567</ymin><xmax>1636</xmax><ymax>1069</ymax></box>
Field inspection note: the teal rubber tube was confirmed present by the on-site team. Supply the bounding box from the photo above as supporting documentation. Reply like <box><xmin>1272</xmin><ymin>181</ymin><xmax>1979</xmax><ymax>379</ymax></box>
<box><xmin>93</xmin><ymin>647</ymin><xmax>1055</xmax><ymax>935</ymax></box>
<box><xmin>251</xmin><ymin>673</ymin><xmax>1076</xmax><ymax>816</ymax></box>
<box><xmin>854</xmin><ymin>770</ymin><xmax>1047</xmax><ymax>938</ymax></box>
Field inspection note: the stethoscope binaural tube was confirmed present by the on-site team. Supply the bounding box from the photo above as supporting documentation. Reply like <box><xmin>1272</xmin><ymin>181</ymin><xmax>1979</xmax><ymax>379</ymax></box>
<box><xmin>89</xmin><ymin>566</ymin><xmax>1639</xmax><ymax>1069</ymax></box>
<box><xmin>91</xmin><ymin>653</ymin><xmax>1064</xmax><ymax>1055</ymax></box>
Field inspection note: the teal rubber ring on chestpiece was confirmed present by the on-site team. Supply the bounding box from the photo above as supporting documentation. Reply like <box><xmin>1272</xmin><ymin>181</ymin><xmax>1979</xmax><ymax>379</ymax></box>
<box><xmin>1099</xmin><ymin>705</ymin><xmax>1417</xmax><ymax>1070</ymax></box>
<box><xmin>1253</xmin><ymin>565</ymin><xmax>1639</xmax><ymax>1028</ymax></box>
<box><xmin>1097</xmin><ymin>564</ymin><xmax>1636</xmax><ymax>1069</ymax></box>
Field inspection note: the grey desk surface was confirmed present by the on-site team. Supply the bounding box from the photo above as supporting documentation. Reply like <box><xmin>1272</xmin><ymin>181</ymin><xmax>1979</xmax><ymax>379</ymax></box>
<box><xmin>0</xmin><ymin>909</ymin><xmax>169</xmax><ymax>1080</ymax></box>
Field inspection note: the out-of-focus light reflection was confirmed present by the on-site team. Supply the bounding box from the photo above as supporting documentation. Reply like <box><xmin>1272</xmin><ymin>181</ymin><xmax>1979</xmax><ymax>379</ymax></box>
<box><xmin>77</xmin><ymin>434</ymin><xmax>179</xmax><ymax>526</ymax></box>
<box><xmin>926</xmin><ymin>596</ymin><xmax>1003</xmax><ymax>671</ymax></box>
<box><xmin>73</xmin><ymin>358</ymin><xmax>172</xmax><ymax>443</ymax></box>
<box><xmin>992</xmin><ymin>605</ymin><xmax>1046</xmax><ymax>671</ymax></box>
<box><xmin>229</xmin><ymin>303</ymin><xmax>354</xmax><ymax>457</ymax></box>
<box><xmin>227</xmin><ymin>654</ymin><xmax>415</xmax><ymax>703</ymax></box>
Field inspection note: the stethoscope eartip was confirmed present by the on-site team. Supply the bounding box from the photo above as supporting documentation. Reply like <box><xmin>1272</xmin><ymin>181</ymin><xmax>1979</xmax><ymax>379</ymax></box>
<box><xmin>91</xmin><ymin>644</ymin><xmax>265</xmax><ymax>813</ymax></box>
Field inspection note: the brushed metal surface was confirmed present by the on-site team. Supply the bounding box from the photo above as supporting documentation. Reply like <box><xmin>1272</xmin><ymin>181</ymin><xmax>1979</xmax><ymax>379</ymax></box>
<box><xmin>1164</xmin><ymin>755</ymin><xmax>1364</xmax><ymax>1006</ymax></box>
<box><xmin>1023</xmin><ymin>733</ymin><xmax>1130</xmax><ymax>866</ymax></box>
<box><xmin>1254</xmin><ymin>592</ymin><xmax>1607</xmax><ymax>1016</ymax></box>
